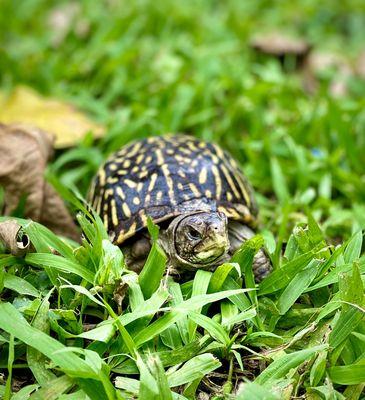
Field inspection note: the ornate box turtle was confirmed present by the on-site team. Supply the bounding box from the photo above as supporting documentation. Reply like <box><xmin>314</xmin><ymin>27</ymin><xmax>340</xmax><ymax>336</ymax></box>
<box><xmin>89</xmin><ymin>135</ymin><xmax>270</xmax><ymax>280</ymax></box>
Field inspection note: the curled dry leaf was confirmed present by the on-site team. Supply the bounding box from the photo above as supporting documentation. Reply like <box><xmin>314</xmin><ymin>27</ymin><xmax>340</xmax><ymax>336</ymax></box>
<box><xmin>0</xmin><ymin>123</ymin><xmax>79</xmax><ymax>242</ymax></box>
<box><xmin>0</xmin><ymin>86</ymin><xmax>104</xmax><ymax>148</ymax></box>
<box><xmin>0</xmin><ymin>220</ymin><xmax>30</xmax><ymax>257</ymax></box>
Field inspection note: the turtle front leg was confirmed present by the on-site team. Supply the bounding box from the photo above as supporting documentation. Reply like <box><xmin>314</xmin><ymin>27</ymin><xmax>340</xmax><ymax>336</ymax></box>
<box><xmin>228</xmin><ymin>221</ymin><xmax>271</xmax><ymax>282</ymax></box>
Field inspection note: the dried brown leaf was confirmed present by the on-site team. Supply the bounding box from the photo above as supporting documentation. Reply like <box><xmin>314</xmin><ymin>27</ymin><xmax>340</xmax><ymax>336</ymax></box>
<box><xmin>250</xmin><ymin>32</ymin><xmax>311</xmax><ymax>57</ymax></box>
<box><xmin>0</xmin><ymin>220</ymin><xmax>30</xmax><ymax>256</ymax></box>
<box><xmin>0</xmin><ymin>86</ymin><xmax>104</xmax><ymax>148</ymax></box>
<box><xmin>0</xmin><ymin>123</ymin><xmax>79</xmax><ymax>241</ymax></box>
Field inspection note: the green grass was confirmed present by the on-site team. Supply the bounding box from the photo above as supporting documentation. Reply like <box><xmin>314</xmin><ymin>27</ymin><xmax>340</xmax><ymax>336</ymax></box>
<box><xmin>0</xmin><ymin>0</ymin><xmax>365</xmax><ymax>398</ymax></box>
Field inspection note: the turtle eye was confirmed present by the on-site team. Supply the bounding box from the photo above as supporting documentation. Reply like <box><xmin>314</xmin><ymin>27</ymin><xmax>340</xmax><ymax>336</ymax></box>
<box><xmin>187</xmin><ymin>227</ymin><xmax>202</xmax><ymax>241</ymax></box>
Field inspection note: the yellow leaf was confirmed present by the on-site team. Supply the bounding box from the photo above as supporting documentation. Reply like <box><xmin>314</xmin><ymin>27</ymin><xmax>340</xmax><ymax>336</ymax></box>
<box><xmin>0</xmin><ymin>86</ymin><xmax>104</xmax><ymax>148</ymax></box>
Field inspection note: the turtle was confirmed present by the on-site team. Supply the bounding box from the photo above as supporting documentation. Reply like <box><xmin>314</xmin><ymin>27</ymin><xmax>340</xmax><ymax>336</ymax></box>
<box><xmin>88</xmin><ymin>135</ymin><xmax>271</xmax><ymax>281</ymax></box>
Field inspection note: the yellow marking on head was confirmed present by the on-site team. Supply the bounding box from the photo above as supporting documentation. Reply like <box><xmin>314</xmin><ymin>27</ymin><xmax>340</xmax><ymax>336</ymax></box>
<box><xmin>139</xmin><ymin>212</ymin><xmax>148</xmax><ymax>227</ymax></box>
<box><xmin>205</xmin><ymin>190</ymin><xmax>212</xmax><ymax>197</ymax></box>
<box><xmin>124</xmin><ymin>179</ymin><xmax>137</xmax><ymax>188</ymax></box>
<box><xmin>122</xmin><ymin>202</ymin><xmax>132</xmax><ymax>218</ymax></box>
<box><xmin>199</xmin><ymin>167</ymin><xmax>208</xmax><ymax>184</ymax></box>
<box><xmin>110</xmin><ymin>198</ymin><xmax>119</xmax><ymax>227</ymax></box>
<box><xmin>211</xmin><ymin>164</ymin><xmax>221</xmax><ymax>198</ymax></box>
<box><xmin>219</xmin><ymin>164</ymin><xmax>240</xmax><ymax>198</ymax></box>
<box><xmin>123</xmin><ymin>159</ymin><xmax>131</xmax><ymax>169</ymax></box>
<box><xmin>133</xmin><ymin>197</ymin><xmax>140</xmax><ymax>205</ymax></box>
<box><xmin>116</xmin><ymin>186</ymin><xmax>125</xmax><ymax>200</ymax></box>
<box><xmin>161</xmin><ymin>164</ymin><xmax>175</xmax><ymax>204</ymax></box>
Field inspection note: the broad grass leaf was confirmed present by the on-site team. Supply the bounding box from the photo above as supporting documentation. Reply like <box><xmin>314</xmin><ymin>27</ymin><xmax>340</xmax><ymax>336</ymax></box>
<box><xmin>188</xmin><ymin>270</ymin><xmax>211</xmax><ymax>340</ymax></box>
<box><xmin>255</xmin><ymin>345</ymin><xmax>327</xmax><ymax>385</ymax></box>
<box><xmin>3</xmin><ymin>273</ymin><xmax>40</xmax><ymax>297</ymax></box>
<box><xmin>168</xmin><ymin>281</ymin><xmax>189</xmax><ymax>345</ymax></box>
<box><xmin>139</xmin><ymin>241</ymin><xmax>167</xmax><ymax>299</ymax></box>
<box><xmin>147</xmin><ymin>355</ymin><xmax>173</xmax><ymax>400</ymax></box>
<box><xmin>236</xmin><ymin>381</ymin><xmax>280</xmax><ymax>399</ymax></box>
<box><xmin>25</xmin><ymin>253</ymin><xmax>94</xmax><ymax>283</ymax></box>
<box><xmin>277</xmin><ymin>259</ymin><xmax>320</xmax><ymax>315</ymax></box>
<box><xmin>29</xmin><ymin>375</ymin><xmax>74</xmax><ymax>400</ymax></box>
<box><xmin>27</xmin><ymin>292</ymin><xmax>56</xmax><ymax>384</ymax></box>
<box><xmin>259</xmin><ymin>250</ymin><xmax>315</xmax><ymax>295</ymax></box>
<box><xmin>166</xmin><ymin>354</ymin><xmax>221</xmax><ymax>387</ymax></box>
<box><xmin>329</xmin><ymin>263</ymin><xmax>364</xmax><ymax>348</ymax></box>
<box><xmin>327</xmin><ymin>360</ymin><xmax>365</xmax><ymax>385</ymax></box>
<box><xmin>188</xmin><ymin>311</ymin><xmax>231</xmax><ymax>345</ymax></box>
<box><xmin>344</xmin><ymin>230</ymin><xmax>363</xmax><ymax>264</ymax></box>
<box><xmin>208</xmin><ymin>263</ymin><xmax>240</xmax><ymax>293</ymax></box>
<box><xmin>0</xmin><ymin>302</ymin><xmax>115</xmax><ymax>399</ymax></box>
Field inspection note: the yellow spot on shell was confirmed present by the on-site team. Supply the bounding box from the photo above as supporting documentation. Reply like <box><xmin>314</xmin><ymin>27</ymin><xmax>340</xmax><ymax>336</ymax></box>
<box><xmin>147</xmin><ymin>173</ymin><xmax>158</xmax><ymax>193</ymax></box>
<box><xmin>156</xmin><ymin>191</ymin><xmax>163</xmax><ymax>201</ymax></box>
<box><xmin>122</xmin><ymin>202</ymin><xmax>132</xmax><ymax>218</ymax></box>
<box><xmin>124</xmin><ymin>179</ymin><xmax>137</xmax><ymax>188</ymax></box>
<box><xmin>199</xmin><ymin>168</ymin><xmax>207</xmax><ymax>184</ymax></box>
<box><xmin>135</xmin><ymin>154</ymin><xmax>144</xmax><ymax>165</ymax></box>
<box><xmin>123</xmin><ymin>159</ymin><xmax>131</xmax><ymax>169</ymax></box>
<box><xmin>116</xmin><ymin>186</ymin><xmax>125</xmax><ymax>200</ymax></box>
<box><xmin>109</xmin><ymin>163</ymin><xmax>118</xmax><ymax>171</ymax></box>
<box><xmin>133</xmin><ymin>197</ymin><xmax>140</xmax><ymax>205</ymax></box>
<box><xmin>211</xmin><ymin>164</ymin><xmax>221</xmax><ymax>198</ymax></box>
<box><xmin>205</xmin><ymin>190</ymin><xmax>212</xmax><ymax>197</ymax></box>
<box><xmin>220</xmin><ymin>164</ymin><xmax>240</xmax><ymax>198</ymax></box>
<box><xmin>139</xmin><ymin>170</ymin><xmax>149</xmax><ymax>179</ymax></box>
<box><xmin>98</xmin><ymin>168</ymin><xmax>106</xmax><ymax>186</ymax></box>
<box><xmin>131</xmin><ymin>166</ymin><xmax>139</xmax><ymax>173</ymax></box>
<box><xmin>188</xmin><ymin>183</ymin><xmax>200</xmax><ymax>197</ymax></box>
<box><xmin>110</xmin><ymin>198</ymin><xmax>119</xmax><ymax>227</ymax></box>
<box><xmin>227</xmin><ymin>192</ymin><xmax>233</xmax><ymax>202</ymax></box>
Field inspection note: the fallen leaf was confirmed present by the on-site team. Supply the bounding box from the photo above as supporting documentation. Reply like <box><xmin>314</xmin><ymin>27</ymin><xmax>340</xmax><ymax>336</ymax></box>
<box><xmin>0</xmin><ymin>123</ymin><xmax>79</xmax><ymax>241</ymax></box>
<box><xmin>250</xmin><ymin>32</ymin><xmax>311</xmax><ymax>57</ymax></box>
<box><xmin>0</xmin><ymin>86</ymin><xmax>104</xmax><ymax>148</ymax></box>
<box><xmin>0</xmin><ymin>220</ymin><xmax>31</xmax><ymax>257</ymax></box>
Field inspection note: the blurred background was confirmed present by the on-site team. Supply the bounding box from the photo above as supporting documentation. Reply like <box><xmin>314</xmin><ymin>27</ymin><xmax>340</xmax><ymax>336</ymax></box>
<box><xmin>1</xmin><ymin>0</ymin><xmax>365</xmax><ymax>242</ymax></box>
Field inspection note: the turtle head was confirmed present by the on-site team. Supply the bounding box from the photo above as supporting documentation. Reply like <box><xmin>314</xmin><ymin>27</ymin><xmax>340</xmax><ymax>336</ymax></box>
<box><xmin>170</xmin><ymin>211</ymin><xmax>229</xmax><ymax>268</ymax></box>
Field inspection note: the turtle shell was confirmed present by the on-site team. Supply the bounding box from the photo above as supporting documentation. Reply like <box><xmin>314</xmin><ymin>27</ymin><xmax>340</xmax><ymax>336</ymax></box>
<box><xmin>89</xmin><ymin>135</ymin><xmax>258</xmax><ymax>244</ymax></box>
